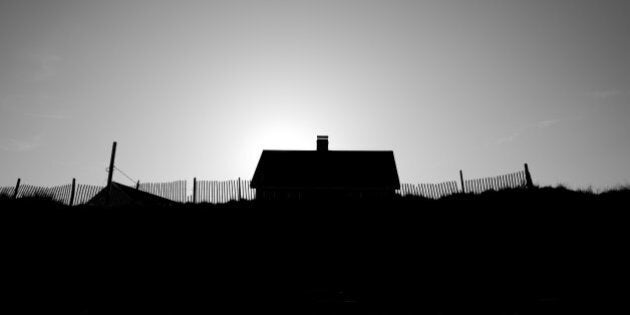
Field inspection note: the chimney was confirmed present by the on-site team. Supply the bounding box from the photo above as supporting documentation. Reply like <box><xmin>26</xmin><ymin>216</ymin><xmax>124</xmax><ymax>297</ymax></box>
<box><xmin>317</xmin><ymin>135</ymin><xmax>328</xmax><ymax>152</ymax></box>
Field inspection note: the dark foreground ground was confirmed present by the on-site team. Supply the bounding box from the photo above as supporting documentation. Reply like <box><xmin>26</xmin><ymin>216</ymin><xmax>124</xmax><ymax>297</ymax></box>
<box><xmin>2</xmin><ymin>187</ymin><xmax>628</xmax><ymax>314</ymax></box>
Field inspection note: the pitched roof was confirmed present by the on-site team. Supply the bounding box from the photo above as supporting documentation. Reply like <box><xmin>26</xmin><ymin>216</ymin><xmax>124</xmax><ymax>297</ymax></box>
<box><xmin>88</xmin><ymin>182</ymin><xmax>177</xmax><ymax>207</ymax></box>
<box><xmin>251</xmin><ymin>150</ymin><xmax>400</xmax><ymax>190</ymax></box>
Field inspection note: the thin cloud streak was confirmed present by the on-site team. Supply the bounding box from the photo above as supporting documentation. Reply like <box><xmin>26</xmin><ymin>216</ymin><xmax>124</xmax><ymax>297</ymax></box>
<box><xmin>23</xmin><ymin>112</ymin><xmax>72</xmax><ymax>120</ymax></box>
<box><xmin>537</xmin><ymin>119</ymin><xmax>561</xmax><ymax>129</ymax></box>
<box><xmin>496</xmin><ymin>116</ymin><xmax>577</xmax><ymax>145</ymax></box>
<box><xmin>496</xmin><ymin>132</ymin><xmax>522</xmax><ymax>145</ymax></box>
<box><xmin>0</xmin><ymin>135</ymin><xmax>43</xmax><ymax>152</ymax></box>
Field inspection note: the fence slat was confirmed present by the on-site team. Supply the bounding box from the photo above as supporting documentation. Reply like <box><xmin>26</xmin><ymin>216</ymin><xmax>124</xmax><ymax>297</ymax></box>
<box><xmin>217</xmin><ymin>180</ymin><xmax>223</xmax><ymax>204</ymax></box>
<box><xmin>230</xmin><ymin>180</ymin><xmax>234</xmax><ymax>201</ymax></box>
<box><xmin>206</xmin><ymin>180</ymin><xmax>210</xmax><ymax>203</ymax></box>
<box><xmin>206</xmin><ymin>181</ymin><xmax>210</xmax><ymax>203</ymax></box>
<box><xmin>207</xmin><ymin>180</ymin><xmax>211</xmax><ymax>203</ymax></box>
<box><xmin>222</xmin><ymin>180</ymin><xmax>226</xmax><ymax>203</ymax></box>
<box><xmin>196</xmin><ymin>181</ymin><xmax>201</xmax><ymax>203</ymax></box>
<box><xmin>198</xmin><ymin>181</ymin><xmax>202</xmax><ymax>203</ymax></box>
<box><xmin>215</xmin><ymin>180</ymin><xmax>219</xmax><ymax>203</ymax></box>
<box><xmin>204</xmin><ymin>181</ymin><xmax>214</xmax><ymax>202</ymax></box>
<box><xmin>224</xmin><ymin>180</ymin><xmax>228</xmax><ymax>203</ymax></box>
<box><xmin>207</xmin><ymin>180</ymin><xmax>210</xmax><ymax>203</ymax></box>
<box><xmin>221</xmin><ymin>181</ymin><xmax>225</xmax><ymax>203</ymax></box>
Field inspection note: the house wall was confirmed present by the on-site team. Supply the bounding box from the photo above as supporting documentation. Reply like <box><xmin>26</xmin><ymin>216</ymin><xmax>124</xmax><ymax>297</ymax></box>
<box><xmin>256</xmin><ymin>188</ymin><xmax>397</xmax><ymax>202</ymax></box>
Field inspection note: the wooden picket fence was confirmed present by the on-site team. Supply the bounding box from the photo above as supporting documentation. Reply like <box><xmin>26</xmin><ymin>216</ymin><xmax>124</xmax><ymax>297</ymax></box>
<box><xmin>396</xmin><ymin>165</ymin><xmax>532</xmax><ymax>199</ymax></box>
<box><xmin>397</xmin><ymin>172</ymin><xmax>527</xmax><ymax>199</ymax></box>
<box><xmin>137</xmin><ymin>179</ymin><xmax>256</xmax><ymax>203</ymax></box>
<box><xmin>1</xmin><ymin>164</ymin><xmax>534</xmax><ymax>204</ymax></box>
<box><xmin>16</xmin><ymin>184</ymin><xmax>72</xmax><ymax>204</ymax></box>
<box><xmin>188</xmin><ymin>179</ymin><xmax>256</xmax><ymax>203</ymax></box>
<box><xmin>0</xmin><ymin>179</ymin><xmax>255</xmax><ymax>205</ymax></box>
<box><xmin>0</xmin><ymin>182</ymin><xmax>103</xmax><ymax>205</ymax></box>
<box><xmin>463</xmin><ymin>171</ymin><xmax>527</xmax><ymax>194</ymax></box>
<box><xmin>138</xmin><ymin>180</ymin><xmax>187</xmax><ymax>203</ymax></box>
<box><xmin>397</xmin><ymin>181</ymin><xmax>460</xmax><ymax>199</ymax></box>
<box><xmin>73</xmin><ymin>184</ymin><xmax>106</xmax><ymax>205</ymax></box>
<box><xmin>0</xmin><ymin>185</ymin><xmax>15</xmax><ymax>197</ymax></box>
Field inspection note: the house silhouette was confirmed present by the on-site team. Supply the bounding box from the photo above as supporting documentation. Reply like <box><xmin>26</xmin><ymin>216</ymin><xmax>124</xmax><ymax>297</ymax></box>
<box><xmin>251</xmin><ymin>136</ymin><xmax>401</xmax><ymax>201</ymax></box>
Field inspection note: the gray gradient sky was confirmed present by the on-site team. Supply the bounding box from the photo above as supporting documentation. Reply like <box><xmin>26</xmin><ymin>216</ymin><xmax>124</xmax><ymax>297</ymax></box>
<box><xmin>1</xmin><ymin>0</ymin><xmax>629</xmax><ymax>190</ymax></box>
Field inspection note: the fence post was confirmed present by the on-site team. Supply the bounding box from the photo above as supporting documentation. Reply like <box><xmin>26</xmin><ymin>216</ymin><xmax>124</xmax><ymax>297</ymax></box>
<box><xmin>136</xmin><ymin>180</ymin><xmax>140</xmax><ymax>190</ymax></box>
<box><xmin>459</xmin><ymin>170</ymin><xmax>465</xmax><ymax>193</ymax></box>
<box><xmin>237</xmin><ymin>177</ymin><xmax>241</xmax><ymax>202</ymax></box>
<box><xmin>524</xmin><ymin>163</ymin><xmax>534</xmax><ymax>189</ymax></box>
<box><xmin>13</xmin><ymin>178</ymin><xmax>21</xmax><ymax>199</ymax></box>
<box><xmin>193</xmin><ymin>177</ymin><xmax>197</xmax><ymax>203</ymax></box>
<box><xmin>69</xmin><ymin>178</ymin><xmax>76</xmax><ymax>206</ymax></box>
<box><xmin>107</xmin><ymin>141</ymin><xmax>117</xmax><ymax>187</ymax></box>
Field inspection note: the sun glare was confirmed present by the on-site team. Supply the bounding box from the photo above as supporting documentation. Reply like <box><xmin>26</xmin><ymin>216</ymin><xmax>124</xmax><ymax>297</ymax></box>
<box><xmin>253</xmin><ymin>119</ymin><xmax>316</xmax><ymax>151</ymax></box>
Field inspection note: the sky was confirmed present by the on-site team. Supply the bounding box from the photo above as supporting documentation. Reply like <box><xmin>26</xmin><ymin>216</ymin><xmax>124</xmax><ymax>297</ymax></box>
<box><xmin>1</xmin><ymin>0</ymin><xmax>629</xmax><ymax>191</ymax></box>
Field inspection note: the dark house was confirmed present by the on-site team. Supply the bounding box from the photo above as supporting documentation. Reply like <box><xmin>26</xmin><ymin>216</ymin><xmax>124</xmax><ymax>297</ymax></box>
<box><xmin>251</xmin><ymin>136</ymin><xmax>400</xmax><ymax>201</ymax></box>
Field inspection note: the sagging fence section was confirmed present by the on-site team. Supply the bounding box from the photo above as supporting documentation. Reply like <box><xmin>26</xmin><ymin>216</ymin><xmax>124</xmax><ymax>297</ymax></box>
<box><xmin>397</xmin><ymin>170</ymin><xmax>529</xmax><ymax>199</ymax></box>
<box><xmin>463</xmin><ymin>171</ymin><xmax>528</xmax><ymax>194</ymax></box>
<box><xmin>0</xmin><ymin>186</ymin><xmax>15</xmax><ymax>197</ymax></box>
<box><xmin>0</xmin><ymin>181</ymin><xmax>103</xmax><ymax>206</ymax></box>
<box><xmin>0</xmin><ymin>178</ymin><xmax>257</xmax><ymax>205</ymax></box>
<box><xmin>398</xmin><ymin>181</ymin><xmax>460</xmax><ymax>200</ymax></box>
<box><xmin>139</xmin><ymin>180</ymin><xmax>187</xmax><ymax>203</ymax></box>
<box><xmin>1</xmin><ymin>164</ymin><xmax>534</xmax><ymax>204</ymax></box>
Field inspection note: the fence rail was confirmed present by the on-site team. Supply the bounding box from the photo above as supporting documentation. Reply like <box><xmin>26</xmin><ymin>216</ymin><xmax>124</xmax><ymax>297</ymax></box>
<box><xmin>0</xmin><ymin>164</ymin><xmax>534</xmax><ymax>205</ymax></box>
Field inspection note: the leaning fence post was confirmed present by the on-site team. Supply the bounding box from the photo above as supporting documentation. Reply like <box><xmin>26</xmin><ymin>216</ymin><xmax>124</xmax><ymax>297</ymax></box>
<box><xmin>107</xmin><ymin>141</ymin><xmax>117</xmax><ymax>187</ymax></box>
<box><xmin>69</xmin><ymin>178</ymin><xmax>76</xmax><ymax>206</ymax></box>
<box><xmin>459</xmin><ymin>170</ymin><xmax>465</xmax><ymax>193</ymax></box>
<box><xmin>13</xmin><ymin>178</ymin><xmax>21</xmax><ymax>199</ymax></box>
<box><xmin>524</xmin><ymin>163</ymin><xmax>534</xmax><ymax>189</ymax></box>
<box><xmin>193</xmin><ymin>177</ymin><xmax>197</xmax><ymax>203</ymax></box>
